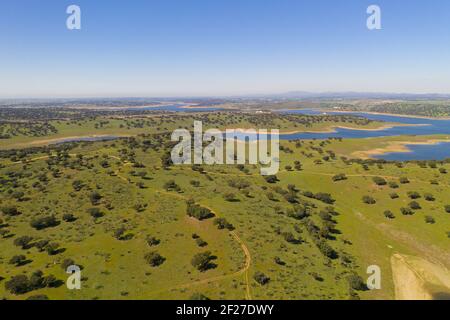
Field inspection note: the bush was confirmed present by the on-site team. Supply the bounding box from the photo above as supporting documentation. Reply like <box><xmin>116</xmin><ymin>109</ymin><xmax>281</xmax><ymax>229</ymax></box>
<box><xmin>62</xmin><ymin>213</ymin><xmax>77</xmax><ymax>222</ymax></box>
<box><xmin>424</xmin><ymin>193</ymin><xmax>435</xmax><ymax>201</ymax></box>
<box><xmin>9</xmin><ymin>255</ymin><xmax>27</xmax><ymax>266</ymax></box>
<box><xmin>407</xmin><ymin>191</ymin><xmax>421</xmax><ymax>199</ymax></box>
<box><xmin>409</xmin><ymin>201</ymin><xmax>421</xmax><ymax>210</ymax></box>
<box><xmin>388</xmin><ymin>181</ymin><xmax>399</xmax><ymax>189</ymax></box>
<box><xmin>253</xmin><ymin>272</ymin><xmax>270</xmax><ymax>285</ymax></box>
<box><xmin>13</xmin><ymin>236</ymin><xmax>34</xmax><ymax>249</ymax></box>
<box><xmin>384</xmin><ymin>210</ymin><xmax>395</xmax><ymax>219</ymax></box>
<box><xmin>425</xmin><ymin>216</ymin><xmax>435</xmax><ymax>224</ymax></box>
<box><xmin>389</xmin><ymin>193</ymin><xmax>399</xmax><ymax>199</ymax></box>
<box><xmin>191</xmin><ymin>251</ymin><xmax>217</xmax><ymax>272</ymax></box>
<box><xmin>362</xmin><ymin>196</ymin><xmax>376</xmax><ymax>205</ymax></box>
<box><xmin>30</xmin><ymin>216</ymin><xmax>59</xmax><ymax>230</ymax></box>
<box><xmin>213</xmin><ymin>218</ymin><xmax>235</xmax><ymax>231</ymax></box>
<box><xmin>401</xmin><ymin>207</ymin><xmax>414</xmax><ymax>216</ymax></box>
<box><xmin>332</xmin><ymin>174</ymin><xmax>347</xmax><ymax>182</ymax></box>
<box><xmin>399</xmin><ymin>177</ymin><xmax>410</xmax><ymax>184</ymax></box>
<box><xmin>190</xmin><ymin>293</ymin><xmax>210</xmax><ymax>300</ymax></box>
<box><xmin>1</xmin><ymin>206</ymin><xmax>21</xmax><ymax>216</ymax></box>
<box><xmin>264</xmin><ymin>175</ymin><xmax>278</xmax><ymax>184</ymax></box>
<box><xmin>146</xmin><ymin>236</ymin><xmax>161</xmax><ymax>247</ymax></box>
<box><xmin>373</xmin><ymin>177</ymin><xmax>387</xmax><ymax>186</ymax></box>
<box><xmin>144</xmin><ymin>252</ymin><xmax>166</xmax><ymax>267</ymax></box>
<box><xmin>89</xmin><ymin>191</ymin><xmax>102</xmax><ymax>205</ymax></box>
<box><xmin>87</xmin><ymin>208</ymin><xmax>104</xmax><ymax>219</ymax></box>
<box><xmin>186</xmin><ymin>202</ymin><xmax>214</xmax><ymax>221</ymax></box>
<box><xmin>445</xmin><ymin>205</ymin><xmax>450</xmax><ymax>213</ymax></box>
<box><xmin>347</xmin><ymin>274</ymin><xmax>367</xmax><ymax>291</ymax></box>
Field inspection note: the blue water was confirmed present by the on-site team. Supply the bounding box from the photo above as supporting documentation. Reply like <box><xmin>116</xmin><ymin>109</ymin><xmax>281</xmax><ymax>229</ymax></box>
<box><xmin>280</xmin><ymin>109</ymin><xmax>450</xmax><ymax>139</ymax></box>
<box><xmin>280</xmin><ymin>109</ymin><xmax>450</xmax><ymax>161</ymax></box>
<box><xmin>374</xmin><ymin>142</ymin><xmax>450</xmax><ymax>161</ymax></box>
<box><xmin>128</xmin><ymin>104</ymin><xmax>222</xmax><ymax>113</ymax></box>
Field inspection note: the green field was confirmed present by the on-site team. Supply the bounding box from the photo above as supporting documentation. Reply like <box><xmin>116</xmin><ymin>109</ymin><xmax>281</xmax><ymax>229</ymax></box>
<box><xmin>0</xmin><ymin>112</ymin><xmax>449</xmax><ymax>300</ymax></box>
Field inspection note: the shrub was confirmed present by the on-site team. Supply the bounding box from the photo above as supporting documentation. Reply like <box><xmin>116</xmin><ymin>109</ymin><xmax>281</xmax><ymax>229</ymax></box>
<box><xmin>62</xmin><ymin>213</ymin><xmax>77</xmax><ymax>222</ymax></box>
<box><xmin>144</xmin><ymin>251</ymin><xmax>166</xmax><ymax>267</ymax></box>
<box><xmin>401</xmin><ymin>207</ymin><xmax>414</xmax><ymax>216</ymax></box>
<box><xmin>213</xmin><ymin>218</ymin><xmax>235</xmax><ymax>231</ymax></box>
<box><xmin>89</xmin><ymin>191</ymin><xmax>102</xmax><ymax>205</ymax></box>
<box><xmin>347</xmin><ymin>274</ymin><xmax>367</xmax><ymax>291</ymax></box>
<box><xmin>373</xmin><ymin>177</ymin><xmax>387</xmax><ymax>186</ymax></box>
<box><xmin>362</xmin><ymin>196</ymin><xmax>376</xmax><ymax>205</ymax></box>
<box><xmin>13</xmin><ymin>236</ymin><xmax>34</xmax><ymax>249</ymax></box>
<box><xmin>384</xmin><ymin>210</ymin><xmax>395</xmax><ymax>219</ymax></box>
<box><xmin>409</xmin><ymin>201</ymin><xmax>421</xmax><ymax>210</ymax></box>
<box><xmin>87</xmin><ymin>208</ymin><xmax>104</xmax><ymax>219</ymax></box>
<box><xmin>264</xmin><ymin>175</ymin><xmax>278</xmax><ymax>184</ymax></box>
<box><xmin>9</xmin><ymin>255</ymin><xmax>27</xmax><ymax>266</ymax></box>
<box><xmin>399</xmin><ymin>177</ymin><xmax>410</xmax><ymax>184</ymax></box>
<box><xmin>191</xmin><ymin>251</ymin><xmax>217</xmax><ymax>272</ymax></box>
<box><xmin>445</xmin><ymin>205</ymin><xmax>450</xmax><ymax>213</ymax></box>
<box><xmin>407</xmin><ymin>191</ymin><xmax>421</xmax><ymax>199</ymax></box>
<box><xmin>424</xmin><ymin>193</ymin><xmax>435</xmax><ymax>201</ymax></box>
<box><xmin>389</xmin><ymin>193</ymin><xmax>399</xmax><ymax>199</ymax></box>
<box><xmin>1</xmin><ymin>206</ymin><xmax>21</xmax><ymax>216</ymax></box>
<box><xmin>30</xmin><ymin>216</ymin><xmax>59</xmax><ymax>230</ymax></box>
<box><xmin>190</xmin><ymin>293</ymin><xmax>210</xmax><ymax>300</ymax></box>
<box><xmin>425</xmin><ymin>216</ymin><xmax>435</xmax><ymax>224</ymax></box>
<box><xmin>332</xmin><ymin>174</ymin><xmax>347</xmax><ymax>182</ymax></box>
<box><xmin>388</xmin><ymin>181</ymin><xmax>399</xmax><ymax>189</ymax></box>
<box><xmin>146</xmin><ymin>236</ymin><xmax>161</xmax><ymax>247</ymax></box>
<box><xmin>253</xmin><ymin>271</ymin><xmax>270</xmax><ymax>285</ymax></box>
<box><xmin>186</xmin><ymin>202</ymin><xmax>214</xmax><ymax>221</ymax></box>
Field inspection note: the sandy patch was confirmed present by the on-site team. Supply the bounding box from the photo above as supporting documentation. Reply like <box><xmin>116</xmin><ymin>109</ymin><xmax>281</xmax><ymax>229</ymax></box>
<box><xmin>391</xmin><ymin>254</ymin><xmax>450</xmax><ymax>300</ymax></box>
<box><xmin>351</xmin><ymin>138</ymin><xmax>450</xmax><ymax>159</ymax></box>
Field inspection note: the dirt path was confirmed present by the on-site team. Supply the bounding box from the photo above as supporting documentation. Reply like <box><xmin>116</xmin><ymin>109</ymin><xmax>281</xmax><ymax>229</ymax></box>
<box><xmin>391</xmin><ymin>254</ymin><xmax>450</xmax><ymax>300</ymax></box>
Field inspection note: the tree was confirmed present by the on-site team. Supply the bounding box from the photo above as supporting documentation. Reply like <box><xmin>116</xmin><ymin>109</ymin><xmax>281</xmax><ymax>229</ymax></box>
<box><xmin>13</xmin><ymin>236</ymin><xmax>34</xmax><ymax>249</ymax></box>
<box><xmin>399</xmin><ymin>177</ymin><xmax>410</xmax><ymax>184</ymax></box>
<box><xmin>389</xmin><ymin>193</ymin><xmax>399</xmax><ymax>199</ymax></box>
<box><xmin>191</xmin><ymin>251</ymin><xmax>217</xmax><ymax>272</ymax></box>
<box><xmin>146</xmin><ymin>236</ymin><xmax>161</xmax><ymax>247</ymax></box>
<box><xmin>407</xmin><ymin>191</ymin><xmax>421</xmax><ymax>199</ymax></box>
<box><xmin>62</xmin><ymin>213</ymin><xmax>77</xmax><ymax>222</ymax></box>
<box><xmin>424</xmin><ymin>193</ymin><xmax>435</xmax><ymax>201</ymax></box>
<box><xmin>425</xmin><ymin>216</ymin><xmax>435</xmax><ymax>224</ymax></box>
<box><xmin>372</xmin><ymin>177</ymin><xmax>387</xmax><ymax>186</ymax></box>
<box><xmin>264</xmin><ymin>175</ymin><xmax>278</xmax><ymax>184</ymax></box>
<box><xmin>144</xmin><ymin>251</ymin><xmax>165</xmax><ymax>267</ymax></box>
<box><xmin>30</xmin><ymin>216</ymin><xmax>59</xmax><ymax>230</ymax></box>
<box><xmin>186</xmin><ymin>202</ymin><xmax>214</xmax><ymax>220</ymax></box>
<box><xmin>223</xmin><ymin>193</ymin><xmax>237</xmax><ymax>202</ymax></box>
<box><xmin>362</xmin><ymin>196</ymin><xmax>376</xmax><ymax>205</ymax></box>
<box><xmin>332</xmin><ymin>173</ymin><xmax>347</xmax><ymax>182</ymax></box>
<box><xmin>9</xmin><ymin>255</ymin><xmax>27</xmax><ymax>266</ymax></box>
<box><xmin>401</xmin><ymin>207</ymin><xmax>414</xmax><ymax>216</ymax></box>
<box><xmin>253</xmin><ymin>271</ymin><xmax>270</xmax><ymax>285</ymax></box>
<box><xmin>213</xmin><ymin>218</ymin><xmax>235</xmax><ymax>231</ymax></box>
<box><xmin>409</xmin><ymin>201</ymin><xmax>421</xmax><ymax>210</ymax></box>
<box><xmin>5</xmin><ymin>275</ymin><xmax>31</xmax><ymax>294</ymax></box>
<box><xmin>1</xmin><ymin>206</ymin><xmax>21</xmax><ymax>216</ymax></box>
<box><xmin>445</xmin><ymin>205</ymin><xmax>450</xmax><ymax>213</ymax></box>
<box><xmin>347</xmin><ymin>274</ymin><xmax>367</xmax><ymax>291</ymax></box>
<box><xmin>89</xmin><ymin>191</ymin><xmax>102</xmax><ymax>205</ymax></box>
<box><xmin>388</xmin><ymin>181</ymin><xmax>399</xmax><ymax>189</ymax></box>
<box><xmin>87</xmin><ymin>207</ymin><xmax>104</xmax><ymax>219</ymax></box>
<box><xmin>72</xmin><ymin>180</ymin><xmax>84</xmax><ymax>191</ymax></box>
<box><xmin>384</xmin><ymin>210</ymin><xmax>395</xmax><ymax>219</ymax></box>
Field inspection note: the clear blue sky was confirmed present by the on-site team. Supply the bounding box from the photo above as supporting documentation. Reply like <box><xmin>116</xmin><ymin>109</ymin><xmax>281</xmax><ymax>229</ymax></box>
<box><xmin>1</xmin><ymin>0</ymin><xmax>450</xmax><ymax>98</ymax></box>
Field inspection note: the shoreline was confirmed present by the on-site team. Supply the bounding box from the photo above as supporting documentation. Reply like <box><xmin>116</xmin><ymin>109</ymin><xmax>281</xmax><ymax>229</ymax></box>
<box><xmin>351</xmin><ymin>138</ymin><xmax>450</xmax><ymax>159</ymax></box>
<box><xmin>320</xmin><ymin>109</ymin><xmax>450</xmax><ymax>120</ymax></box>
<box><xmin>228</xmin><ymin>123</ymin><xmax>419</xmax><ymax>135</ymax></box>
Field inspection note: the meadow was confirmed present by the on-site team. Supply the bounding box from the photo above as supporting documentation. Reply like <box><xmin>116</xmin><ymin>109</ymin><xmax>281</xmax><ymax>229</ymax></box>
<box><xmin>0</xmin><ymin>111</ymin><xmax>449</xmax><ymax>300</ymax></box>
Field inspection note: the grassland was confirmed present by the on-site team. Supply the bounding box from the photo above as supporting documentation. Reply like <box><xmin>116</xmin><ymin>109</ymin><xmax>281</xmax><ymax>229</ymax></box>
<box><xmin>0</xmin><ymin>111</ymin><xmax>449</xmax><ymax>300</ymax></box>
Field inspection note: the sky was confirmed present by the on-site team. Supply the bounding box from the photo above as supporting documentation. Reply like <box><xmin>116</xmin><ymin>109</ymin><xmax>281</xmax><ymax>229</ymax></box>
<box><xmin>1</xmin><ymin>0</ymin><xmax>450</xmax><ymax>98</ymax></box>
